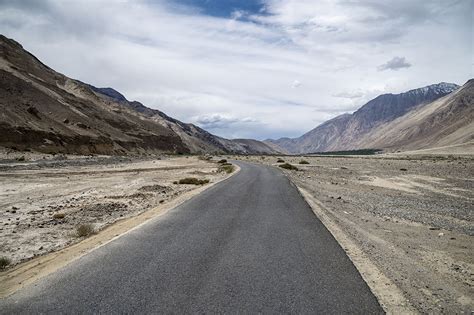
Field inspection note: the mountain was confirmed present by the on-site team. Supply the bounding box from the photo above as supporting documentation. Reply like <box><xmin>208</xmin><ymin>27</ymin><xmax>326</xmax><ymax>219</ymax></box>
<box><xmin>0</xmin><ymin>35</ymin><xmax>278</xmax><ymax>155</ymax></box>
<box><xmin>359</xmin><ymin>80</ymin><xmax>473</xmax><ymax>151</ymax></box>
<box><xmin>267</xmin><ymin>82</ymin><xmax>470</xmax><ymax>154</ymax></box>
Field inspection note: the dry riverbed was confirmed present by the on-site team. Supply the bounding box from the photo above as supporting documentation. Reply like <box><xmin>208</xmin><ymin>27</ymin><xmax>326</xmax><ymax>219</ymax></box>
<box><xmin>0</xmin><ymin>153</ymin><xmax>230</xmax><ymax>267</ymax></box>
<box><xmin>238</xmin><ymin>154</ymin><xmax>473</xmax><ymax>314</ymax></box>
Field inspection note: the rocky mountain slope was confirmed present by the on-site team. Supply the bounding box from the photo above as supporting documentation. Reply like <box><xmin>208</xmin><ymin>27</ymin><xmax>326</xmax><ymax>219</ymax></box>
<box><xmin>267</xmin><ymin>82</ymin><xmax>471</xmax><ymax>153</ymax></box>
<box><xmin>0</xmin><ymin>35</ymin><xmax>277</xmax><ymax>155</ymax></box>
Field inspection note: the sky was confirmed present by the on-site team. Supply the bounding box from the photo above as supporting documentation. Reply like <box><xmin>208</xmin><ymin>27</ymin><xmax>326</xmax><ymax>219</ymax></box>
<box><xmin>0</xmin><ymin>0</ymin><xmax>472</xmax><ymax>140</ymax></box>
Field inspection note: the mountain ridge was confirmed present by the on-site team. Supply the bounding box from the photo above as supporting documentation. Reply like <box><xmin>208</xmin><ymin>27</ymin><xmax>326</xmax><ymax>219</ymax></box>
<box><xmin>0</xmin><ymin>34</ymin><xmax>278</xmax><ymax>155</ymax></box>
<box><xmin>267</xmin><ymin>81</ymin><xmax>471</xmax><ymax>154</ymax></box>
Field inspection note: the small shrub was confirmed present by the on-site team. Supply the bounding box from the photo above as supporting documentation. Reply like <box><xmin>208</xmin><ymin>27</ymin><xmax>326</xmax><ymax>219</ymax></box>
<box><xmin>173</xmin><ymin>181</ymin><xmax>178</xmax><ymax>184</ymax></box>
<box><xmin>53</xmin><ymin>213</ymin><xmax>66</xmax><ymax>219</ymax></box>
<box><xmin>76</xmin><ymin>224</ymin><xmax>95</xmax><ymax>237</ymax></box>
<box><xmin>277</xmin><ymin>159</ymin><xmax>285</xmax><ymax>163</ymax></box>
<box><xmin>400</xmin><ymin>168</ymin><xmax>408</xmax><ymax>171</ymax></box>
<box><xmin>218</xmin><ymin>164</ymin><xmax>235</xmax><ymax>174</ymax></box>
<box><xmin>217</xmin><ymin>159</ymin><xmax>227</xmax><ymax>164</ymax></box>
<box><xmin>178</xmin><ymin>178</ymin><xmax>210</xmax><ymax>185</ymax></box>
<box><xmin>0</xmin><ymin>256</ymin><xmax>11</xmax><ymax>270</ymax></box>
<box><xmin>279</xmin><ymin>163</ymin><xmax>298</xmax><ymax>171</ymax></box>
<box><xmin>16</xmin><ymin>156</ymin><xmax>25</xmax><ymax>162</ymax></box>
<box><xmin>299</xmin><ymin>160</ymin><xmax>310</xmax><ymax>164</ymax></box>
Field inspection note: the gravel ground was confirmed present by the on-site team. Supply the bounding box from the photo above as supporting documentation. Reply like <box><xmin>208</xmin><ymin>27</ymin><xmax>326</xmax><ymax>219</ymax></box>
<box><xmin>0</xmin><ymin>154</ymin><xmax>228</xmax><ymax>266</ymax></box>
<box><xmin>238</xmin><ymin>154</ymin><xmax>473</xmax><ymax>314</ymax></box>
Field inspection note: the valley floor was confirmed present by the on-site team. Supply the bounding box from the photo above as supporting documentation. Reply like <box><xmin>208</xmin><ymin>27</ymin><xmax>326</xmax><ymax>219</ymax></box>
<box><xmin>239</xmin><ymin>154</ymin><xmax>473</xmax><ymax>314</ymax></box>
<box><xmin>0</xmin><ymin>153</ymin><xmax>228</xmax><ymax>266</ymax></box>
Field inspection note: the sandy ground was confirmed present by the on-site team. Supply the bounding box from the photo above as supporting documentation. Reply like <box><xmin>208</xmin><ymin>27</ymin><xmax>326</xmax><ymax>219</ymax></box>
<box><xmin>237</xmin><ymin>154</ymin><xmax>473</xmax><ymax>314</ymax></box>
<box><xmin>0</xmin><ymin>153</ymin><xmax>229</xmax><ymax>267</ymax></box>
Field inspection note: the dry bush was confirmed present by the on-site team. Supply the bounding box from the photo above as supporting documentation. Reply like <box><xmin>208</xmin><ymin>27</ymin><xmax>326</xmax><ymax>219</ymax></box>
<box><xmin>279</xmin><ymin>163</ymin><xmax>298</xmax><ymax>170</ymax></box>
<box><xmin>53</xmin><ymin>213</ymin><xmax>66</xmax><ymax>219</ymax></box>
<box><xmin>218</xmin><ymin>164</ymin><xmax>235</xmax><ymax>174</ymax></box>
<box><xmin>0</xmin><ymin>256</ymin><xmax>11</xmax><ymax>270</ymax></box>
<box><xmin>76</xmin><ymin>224</ymin><xmax>95</xmax><ymax>237</ymax></box>
<box><xmin>178</xmin><ymin>178</ymin><xmax>210</xmax><ymax>185</ymax></box>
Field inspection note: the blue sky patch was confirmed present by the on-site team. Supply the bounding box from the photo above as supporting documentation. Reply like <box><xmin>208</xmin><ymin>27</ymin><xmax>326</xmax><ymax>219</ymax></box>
<box><xmin>170</xmin><ymin>0</ymin><xmax>267</xmax><ymax>18</ymax></box>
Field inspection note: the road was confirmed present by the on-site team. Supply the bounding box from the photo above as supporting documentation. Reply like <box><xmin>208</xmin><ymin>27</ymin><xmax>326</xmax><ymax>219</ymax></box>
<box><xmin>1</xmin><ymin>161</ymin><xmax>383</xmax><ymax>314</ymax></box>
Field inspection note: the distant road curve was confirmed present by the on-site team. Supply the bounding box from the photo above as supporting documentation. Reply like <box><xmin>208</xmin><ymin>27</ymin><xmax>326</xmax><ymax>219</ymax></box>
<box><xmin>0</xmin><ymin>161</ymin><xmax>383</xmax><ymax>314</ymax></box>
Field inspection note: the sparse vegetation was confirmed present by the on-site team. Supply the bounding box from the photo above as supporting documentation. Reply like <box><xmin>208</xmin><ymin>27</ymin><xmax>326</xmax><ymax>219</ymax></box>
<box><xmin>0</xmin><ymin>256</ymin><xmax>11</xmax><ymax>270</ymax></box>
<box><xmin>198</xmin><ymin>155</ymin><xmax>213</xmax><ymax>161</ymax></box>
<box><xmin>178</xmin><ymin>177</ymin><xmax>210</xmax><ymax>185</ymax></box>
<box><xmin>218</xmin><ymin>164</ymin><xmax>235</xmax><ymax>174</ymax></box>
<box><xmin>279</xmin><ymin>163</ymin><xmax>298</xmax><ymax>170</ymax></box>
<box><xmin>277</xmin><ymin>158</ymin><xmax>285</xmax><ymax>163</ymax></box>
<box><xmin>53</xmin><ymin>213</ymin><xmax>66</xmax><ymax>219</ymax></box>
<box><xmin>299</xmin><ymin>160</ymin><xmax>310</xmax><ymax>164</ymax></box>
<box><xmin>76</xmin><ymin>223</ymin><xmax>95</xmax><ymax>237</ymax></box>
<box><xmin>309</xmin><ymin>149</ymin><xmax>383</xmax><ymax>155</ymax></box>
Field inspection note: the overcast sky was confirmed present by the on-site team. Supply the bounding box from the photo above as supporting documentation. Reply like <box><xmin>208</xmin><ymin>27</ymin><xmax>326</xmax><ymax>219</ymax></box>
<box><xmin>0</xmin><ymin>0</ymin><xmax>472</xmax><ymax>139</ymax></box>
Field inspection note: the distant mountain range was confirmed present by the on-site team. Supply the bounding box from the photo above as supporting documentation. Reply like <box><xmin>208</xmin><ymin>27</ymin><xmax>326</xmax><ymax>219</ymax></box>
<box><xmin>267</xmin><ymin>81</ymin><xmax>473</xmax><ymax>154</ymax></box>
<box><xmin>1</xmin><ymin>34</ymin><xmax>472</xmax><ymax>156</ymax></box>
<box><xmin>0</xmin><ymin>35</ymin><xmax>277</xmax><ymax>155</ymax></box>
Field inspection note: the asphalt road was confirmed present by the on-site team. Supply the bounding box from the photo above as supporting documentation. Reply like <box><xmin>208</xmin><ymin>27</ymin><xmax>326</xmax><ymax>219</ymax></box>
<box><xmin>1</xmin><ymin>161</ymin><xmax>383</xmax><ymax>314</ymax></box>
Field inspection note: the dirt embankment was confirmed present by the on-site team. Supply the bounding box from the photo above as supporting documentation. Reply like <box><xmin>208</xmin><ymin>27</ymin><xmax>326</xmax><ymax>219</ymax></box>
<box><xmin>239</xmin><ymin>154</ymin><xmax>473</xmax><ymax>314</ymax></box>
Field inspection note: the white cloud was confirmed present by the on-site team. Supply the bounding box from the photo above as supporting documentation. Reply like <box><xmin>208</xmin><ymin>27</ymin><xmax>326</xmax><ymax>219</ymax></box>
<box><xmin>377</xmin><ymin>56</ymin><xmax>412</xmax><ymax>71</ymax></box>
<box><xmin>291</xmin><ymin>80</ymin><xmax>302</xmax><ymax>88</ymax></box>
<box><xmin>0</xmin><ymin>0</ymin><xmax>471</xmax><ymax>140</ymax></box>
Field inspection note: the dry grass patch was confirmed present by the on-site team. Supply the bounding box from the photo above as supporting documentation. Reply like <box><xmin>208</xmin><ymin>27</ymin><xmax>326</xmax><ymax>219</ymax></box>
<box><xmin>178</xmin><ymin>178</ymin><xmax>210</xmax><ymax>185</ymax></box>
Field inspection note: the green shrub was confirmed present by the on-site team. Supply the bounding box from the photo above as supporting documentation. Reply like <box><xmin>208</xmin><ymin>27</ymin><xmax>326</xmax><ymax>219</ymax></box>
<box><xmin>0</xmin><ymin>256</ymin><xmax>11</xmax><ymax>270</ymax></box>
<box><xmin>76</xmin><ymin>224</ymin><xmax>95</xmax><ymax>237</ymax></box>
<box><xmin>299</xmin><ymin>160</ymin><xmax>310</xmax><ymax>164</ymax></box>
<box><xmin>277</xmin><ymin>159</ymin><xmax>285</xmax><ymax>163</ymax></box>
<box><xmin>178</xmin><ymin>178</ymin><xmax>210</xmax><ymax>185</ymax></box>
<box><xmin>279</xmin><ymin>163</ymin><xmax>298</xmax><ymax>171</ymax></box>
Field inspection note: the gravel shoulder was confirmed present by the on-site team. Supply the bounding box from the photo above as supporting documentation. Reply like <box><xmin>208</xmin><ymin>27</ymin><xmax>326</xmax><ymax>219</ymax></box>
<box><xmin>238</xmin><ymin>154</ymin><xmax>473</xmax><ymax>314</ymax></box>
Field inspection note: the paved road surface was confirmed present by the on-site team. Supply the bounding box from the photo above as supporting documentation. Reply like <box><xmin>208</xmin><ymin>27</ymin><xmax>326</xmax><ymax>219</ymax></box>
<box><xmin>1</xmin><ymin>161</ymin><xmax>383</xmax><ymax>314</ymax></box>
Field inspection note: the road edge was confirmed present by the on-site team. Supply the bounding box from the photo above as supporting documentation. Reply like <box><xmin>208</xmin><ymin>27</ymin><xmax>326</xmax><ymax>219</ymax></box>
<box><xmin>0</xmin><ymin>164</ymin><xmax>241</xmax><ymax>298</ymax></box>
<box><xmin>296</xmin><ymin>186</ymin><xmax>418</xmax><ymax>315</ymax></box>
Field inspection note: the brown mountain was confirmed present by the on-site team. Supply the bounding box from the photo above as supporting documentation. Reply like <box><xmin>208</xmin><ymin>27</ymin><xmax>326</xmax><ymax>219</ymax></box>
<box><xmin>0</xmin><ymin>35</ymin><xmax>278</xmax><ymax>155</ymax></box>
<box><xmin>267</xmin><ymin>81</ymin><xmax>473</xmax><ymax>154</ymax></box>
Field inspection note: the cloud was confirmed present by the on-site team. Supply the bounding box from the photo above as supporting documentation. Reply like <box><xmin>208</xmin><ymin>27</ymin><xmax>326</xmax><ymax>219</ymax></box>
<box><xmin>377</xmin><ymin>56</ymin><xmax>412</xmax><ymax>71</ymax></box>
<box><xmin>291</xmin><ymin>80</ymin><xmax>302</xmax><ymax>88</ymax></box>
<box><xmin>0</xmin><ymin>0</ymin><xmax>470</xmax><ymax>140</ymax></box>
<box><xmin>193</xmin><ymin>113</ymin><xmax>257</xmax><ymax>129</ymax></box>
